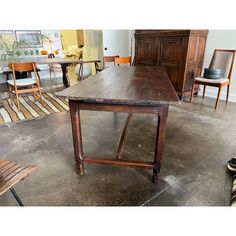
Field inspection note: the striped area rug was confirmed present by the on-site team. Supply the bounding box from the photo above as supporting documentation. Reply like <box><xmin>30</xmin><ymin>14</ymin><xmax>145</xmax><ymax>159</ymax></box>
<box><xmin>0</xmin><ymin>92</ymin><xmax>69</xmax><ymax>125</ymax></box>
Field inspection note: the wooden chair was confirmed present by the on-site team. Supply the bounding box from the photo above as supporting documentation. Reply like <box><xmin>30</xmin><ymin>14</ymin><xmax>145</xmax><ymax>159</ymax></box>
<box><xmin>103</xmin><ymin>55</ymin><xmax>119</xmax><ymax>68</ymax></box>
<box><xmin>190</xmin><ymin>49</ymin><xmax>236</xmax><ymax>109</ymax></box>
<box><xmin>48</xmin><ymin>53</ymin><xmax>62</xmax><ymax>79</ymax></box>
<box><xmin>115</xmin><ymin>56</ymin><xmax>132</xmax><ymax>66</ymax></box>
<box><xmin>7</xmin><ymin>62</ymin><xmax>44</xmax><ymax>112</ymax></box>
<box><xmin>0</xmin><ymin>159</ymin><xmax>36</xmax><ymax>206</ymax></box>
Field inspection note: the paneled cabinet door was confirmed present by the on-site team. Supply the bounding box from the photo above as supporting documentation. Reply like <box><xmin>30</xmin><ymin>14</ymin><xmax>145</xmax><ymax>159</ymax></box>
<box><xmin>159</xmin><ymin>37</ymin><xmax>184</xmax><ymax>91</ymax></box>
<box><xmin>159</xmin><ymin>38</ymin><xmax>183</xmax><ymax>67</ymax></box>
<box><xmin>135</xmin><ymin>38</ymin><xmax>157</xmax><ymax>65</ymax></box>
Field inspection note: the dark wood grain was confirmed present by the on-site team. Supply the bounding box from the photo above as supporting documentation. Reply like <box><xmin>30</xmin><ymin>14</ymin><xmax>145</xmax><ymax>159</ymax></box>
<box><xmin>60</xmin><ymin>66</ymin><xmax>178</xmax><ymax>184</ymax></box>
<box><xmin>83</xmin><ymin>156</ymin><xmax>154</xmax><ymax>169</ymax></box>
<box><xmin>134</xmin><ymin>30</ymin><xmax>208</xmax><ymax>98</ymax></box>
<box><xmin>153</xmin><ymin>106</ymin><xmax>168</xmax><ymax>183</ymax></box>
<box><xmin>69</xmin><ymin>100</ymin><xmax>85</xmax><ymax>175</ymax></box>
<box><xmin>56</xmin><ymin>66</ymin><xmax>179</xmax><ymax>105</ymax></box>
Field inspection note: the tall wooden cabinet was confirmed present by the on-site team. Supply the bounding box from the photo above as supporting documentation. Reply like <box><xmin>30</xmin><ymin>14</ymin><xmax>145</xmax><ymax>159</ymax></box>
<box><xmin>134</xmin><ymin>30</ymin><xmax>208</xmax><ymax>98</ymax></box>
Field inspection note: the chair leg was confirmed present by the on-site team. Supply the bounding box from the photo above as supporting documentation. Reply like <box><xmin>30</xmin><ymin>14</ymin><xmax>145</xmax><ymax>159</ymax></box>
<box><xmin>203</xmin><ymin>85</ymin><xmax>206</xmax><ymax>99</ymax></box>
<box><xmin>32</xmin><ymin>85</ymin><xmax>36</xmax><ymax>101</ymax></box>
<box><xmin>226</xmin><ymin>85</ymin><xmax>230</xmax><ymax>103</ymax></box>
<box><xmin>49</xmin><ymin>66</ymin><xmax>52</xmax><ymax>80</ymax></box>
<box><xmin>8</xmin><ymin>85</ymin><xmax>13</xmax><ymax>106</ymax></box>
<box><xmin>215</xmin><ymin>86</ymin><xmax>222</xmax><ymax>109</ymax></box>
<box><xmin>190</xmin><ymin>80</ymin><xmax>195</xmax><ymax>103</ymax></box>
<box><xmin>53</xmin><ymin>69</ymin><xmax>56</xmax><ymax>80</ymax></box>
<box><xmin>36</xmin><ymin>70</ymin><xmax>42</xmax><ymax>86</ymax></box>
<box><xmin>10</xmin><ymin>187</ymin><xmax>24</xmax><ymax>206</ymax></box>
<box><xmin>37</xmin><ymin>85</ymin><xmax>44</xmax><ymax>106</ymax></box>
<box><xmin>15</xmin><ymin>90</ymin><xmax>20</xmax><ymax>112</ymax></box>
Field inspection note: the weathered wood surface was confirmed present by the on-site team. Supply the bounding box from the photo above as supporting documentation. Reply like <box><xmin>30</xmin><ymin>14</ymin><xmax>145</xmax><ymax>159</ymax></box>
<box><xmin>56</xmin><ymin>66</ymin><xmax>180</xmax><ymax>106</ymax></box>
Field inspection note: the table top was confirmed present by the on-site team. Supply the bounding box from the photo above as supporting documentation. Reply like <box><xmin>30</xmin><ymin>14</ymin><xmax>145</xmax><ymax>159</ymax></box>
<box><xmin>57</xmin><ymin>66</ymin><xmax>179</xmax><ymax>106</ymax></box>
<box><xmin>0</xmin><ymin>58</ymin><xmax>100</xmax><ymax>67</ymax></box>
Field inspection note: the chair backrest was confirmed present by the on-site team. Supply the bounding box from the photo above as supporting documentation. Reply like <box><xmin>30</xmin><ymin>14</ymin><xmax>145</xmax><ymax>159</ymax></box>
<box><xmin>8</xmin><ymin>62</ymin><xmax>39</xmax><ymax>85</ymax></box>
<box><xmin>104</xmin><ymin>55</ymin><xmax>119</xmax><ymax>64</ymax></box>
<box><xmin>8</xmin><ymin>62</ymin><xmax>36</xmax><ymax>72</ymax></box>
<box><xmin>209</xmin><ymin>49</ymin><xmax>235</xmax><ymax>79</ymax></box>
<box><xmin>103</xmin><ymin>55</ymin><xmax>119</xmax><ymax>68</ymax></box>
<box><xmin>115</xmin><ymin>56</ymin><xmax>131</xmax><ymax>66</ymax></box>
<box><xmin>48</xmin><ymin>53</ymin><xmax>55</xmax><ymax>59</ymax></box>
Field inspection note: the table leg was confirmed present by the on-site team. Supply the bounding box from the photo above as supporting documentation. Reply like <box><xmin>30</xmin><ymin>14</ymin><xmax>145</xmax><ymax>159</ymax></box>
<box><xmin>60</xmin><ymin>63</ymin><xmax>70</xmax><ymax>87</ymax></box>
<box><xmin>69</xmin><ymin>100</ymin><xmax>84</xmax><ymax>175</ymax></box>
<box><xmin>153</xmin><ymin>106</ymin><xmax>169</xmax><ymax>183</ymax></box>
<box><xmin>115</xmin><ymin>113</ymin><xmax>133</xmax><ymax>159</ymax></box>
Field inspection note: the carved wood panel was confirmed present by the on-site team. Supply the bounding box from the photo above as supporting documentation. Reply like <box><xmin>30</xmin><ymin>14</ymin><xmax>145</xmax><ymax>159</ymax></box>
<box><xmin>135</xmin><ymin>38</ymin><xmax>157</xmax><ymax>65</ymax></box>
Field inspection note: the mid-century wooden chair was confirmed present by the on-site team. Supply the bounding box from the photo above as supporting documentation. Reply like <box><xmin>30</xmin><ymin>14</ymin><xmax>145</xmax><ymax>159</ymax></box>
<box><xmin>48</xmin><ymin>53</ymin><xmax>62</xmax><ymax>79</ymax></box>
<box><xmin>0</xmin><ymin>159</ymin><xmax>36</xmax><ymax>206</ymax></box>
<box><xmin>115</xmin><ymin>56</ymin><xmax>132</xmax><ymax>66</ymax></box>
<box><xmin>103</xmin><ymin>55</ymin><xmax>119</xmax><ymax>68</ymax></box>
<box><xmin>190</xmin><ymin>49</ymin><xmax>235</xmax><ymax>109</ymax></box>
<box><xmin>7</xmin><ymin>62</ymin><xmax>44</xmax><ymax>112</ymax></box>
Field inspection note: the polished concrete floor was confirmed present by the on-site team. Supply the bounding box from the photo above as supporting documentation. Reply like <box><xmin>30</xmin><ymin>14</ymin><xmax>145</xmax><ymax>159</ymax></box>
<box><xmin>0</xmin><ymin>95</ymin><xmax>235</xmax><ymax>206</ymax></box>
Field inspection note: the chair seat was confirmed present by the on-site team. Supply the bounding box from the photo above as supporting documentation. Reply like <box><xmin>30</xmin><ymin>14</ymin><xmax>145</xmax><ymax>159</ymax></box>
<box><xmin>0</xmin><ymin>159</ymin><xmax>36</xmax><ymax>196</ymax></box>
<box><xmin>49</xmin><ymin>64</ymin><xmax>61</xmax><ymax>70</ymax></box>
<box><xmin>195</xmin><ymin>77</ymin><xmax>229</xmax><ymax>84</ymax></box>
<box><xmin>7</xmin><ymin>78</ymin><xmax>36</xmax><ymax>86</ymax></box>
<box><xmin>1</xmin><ymin>66</ymin><xmax>12</xmax><ymax>73</ymax></box>
<box><xmin>36</xmin><ymin>64</ymin><xmax>49</xmax><ymax>70</ymax></box>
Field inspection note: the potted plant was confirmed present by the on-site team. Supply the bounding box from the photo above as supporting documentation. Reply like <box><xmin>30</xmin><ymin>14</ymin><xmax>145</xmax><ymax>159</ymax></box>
<box><xmin>0</xmin><ymin>35</ymin><xmax>27</xmax><ymax>59</ymax></box>
<box><xmin>0</xmin><ymin>31</ymin><xmax>50</xmax><ymax>59</ymax></box>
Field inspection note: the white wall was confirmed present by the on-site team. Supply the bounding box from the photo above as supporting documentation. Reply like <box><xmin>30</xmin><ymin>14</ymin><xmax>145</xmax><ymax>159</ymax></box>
<box><xmin>83</xmin><ymin>30</ymin><xmax>103</xmax><ymax>74</ymax></box>
<box><xmin>129</xmin><ymin>30</ymin><xmax>135</xmax><ymax>62</ymax></box>
<box><xmin>103</xmin><ymin>30</ymin><xmax>130</xmax><ymax>57</ymax></box>
<box><xmin>200</xmin><ymin>30</ymin><xmax>236</xmax><ymax>101</ymax></box>
<box><xmin>41</xmin><ymin>30</ymin><xmax>63</xmax><ymax>57</ymax></box>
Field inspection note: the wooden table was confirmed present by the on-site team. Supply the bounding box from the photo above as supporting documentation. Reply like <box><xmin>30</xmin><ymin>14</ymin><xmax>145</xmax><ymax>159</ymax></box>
<box><xmin>0</xmin><ymin>58</ymin><xmax>101</xmax><ymax>88</ymax></box>
<box><xmin>57</xmin><ymin>66</ymin><xmax>179</xmax><ymax>183</ymax></box>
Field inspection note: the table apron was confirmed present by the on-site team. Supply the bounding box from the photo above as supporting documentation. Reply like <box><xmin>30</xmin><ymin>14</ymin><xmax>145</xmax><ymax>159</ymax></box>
<box><xmin>68</xmin><ymin>99</ymin><xmax>169</xmax><ymax>184</ymax></box>
<box><xmin>72</xmin><ymin>101</ymin><xmax>169</xmax><ymax>117</ymax></box>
